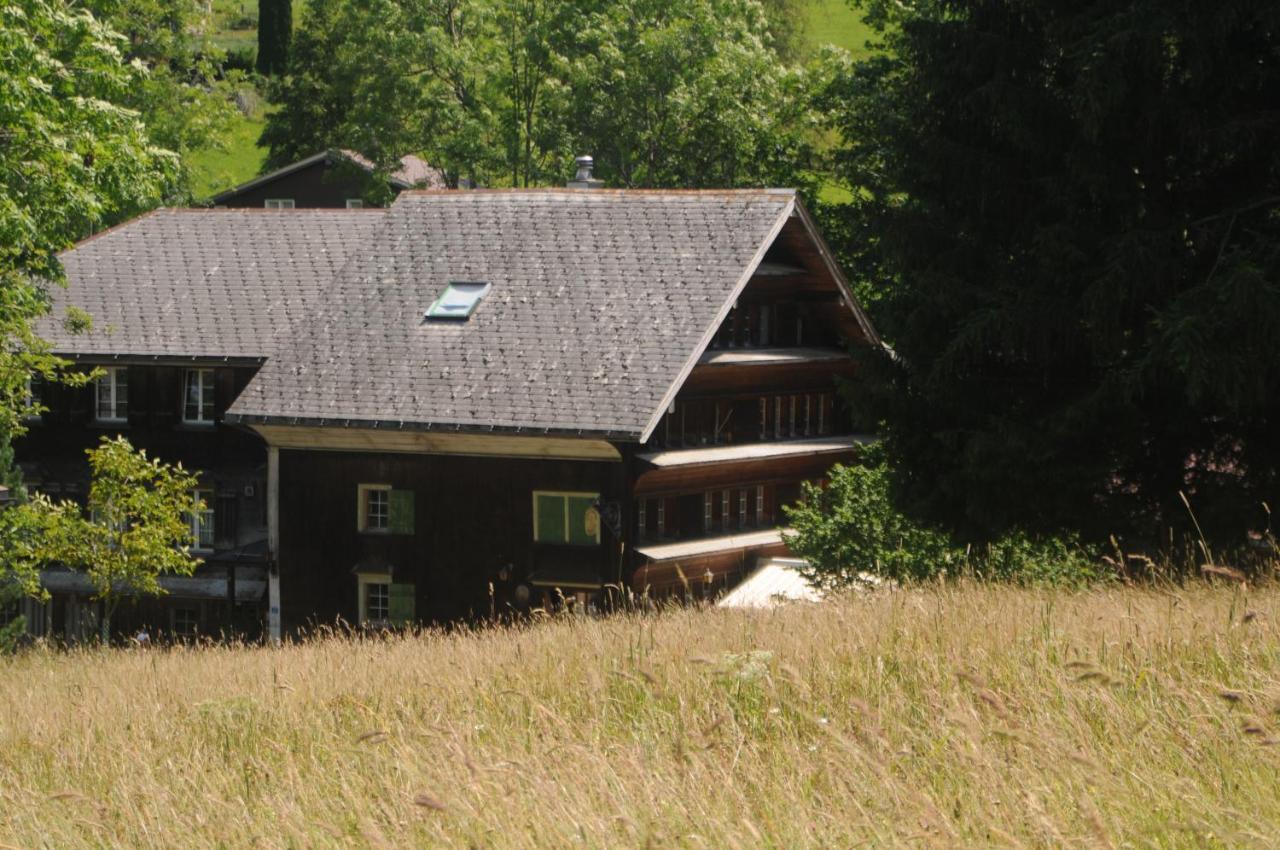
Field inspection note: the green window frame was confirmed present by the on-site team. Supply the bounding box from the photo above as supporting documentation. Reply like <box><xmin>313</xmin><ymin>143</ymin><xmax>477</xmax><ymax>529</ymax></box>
<box><xmin>533</xmin><ymin>491</ymin><xmax>600</xmax><ymax>546</ymax></box>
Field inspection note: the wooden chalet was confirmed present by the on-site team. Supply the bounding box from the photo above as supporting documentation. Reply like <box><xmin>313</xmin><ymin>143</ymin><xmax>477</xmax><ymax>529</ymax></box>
<box><xmin>15</xmin><ymin>176</ymin><xmax>879</xmax><ymax>642</ymax></box>
<box><xmin>209</xmin><ymin>149</ymin><xmax>447</xmax><ymax>209</ymax></box>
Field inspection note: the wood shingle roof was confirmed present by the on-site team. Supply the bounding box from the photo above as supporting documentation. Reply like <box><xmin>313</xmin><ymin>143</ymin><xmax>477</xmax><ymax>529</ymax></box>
<box><xmin>40</xmin><ymin>208</ymin><xmax>386</xmax><ymax>361</ymax></box>
<box><xmin>227</xmin><ymin>189</ymin><xmax>796</xmax><ymax>438</ymax></box>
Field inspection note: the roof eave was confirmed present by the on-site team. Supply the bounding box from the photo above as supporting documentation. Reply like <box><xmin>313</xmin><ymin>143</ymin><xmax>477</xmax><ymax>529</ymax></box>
<box><xmin>223</xmin><ymin>412</ymin><xmax>640</xmax><ymax>442</ymax></box>
<box><xmin>635</xmin><ymin>194</ymin><xmax>797</xmax><ymax>445</ymax></box>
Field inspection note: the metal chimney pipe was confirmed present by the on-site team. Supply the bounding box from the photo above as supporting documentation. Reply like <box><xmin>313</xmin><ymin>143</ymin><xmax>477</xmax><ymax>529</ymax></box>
<box><xmin>567</xmin><ymin>155</ymin><xmax>604</xmax><ymax>189</ymax></box>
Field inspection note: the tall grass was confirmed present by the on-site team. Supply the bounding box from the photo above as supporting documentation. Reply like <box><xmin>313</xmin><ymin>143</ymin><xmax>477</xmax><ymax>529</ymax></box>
<box><xmin>2</xmin><ymin>582</ymin><xmax>1278</xmax><ymax>848</ymax></box>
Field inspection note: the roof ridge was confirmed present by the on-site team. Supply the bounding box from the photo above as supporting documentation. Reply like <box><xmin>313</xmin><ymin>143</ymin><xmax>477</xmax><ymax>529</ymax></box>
<box><xmin>396</xmin><ymin>187</ymin><xmax>797</xmax><ymax>198</ymax></box>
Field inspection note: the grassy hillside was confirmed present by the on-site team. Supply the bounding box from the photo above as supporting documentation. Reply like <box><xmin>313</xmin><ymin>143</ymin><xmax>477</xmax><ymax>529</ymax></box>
<box><xmin>3</xmin><ymin>583</ymin><xmax>1278</xmax><ymax>848</ymax></box>
<box><xmin>188</xmin><ymin>107</ymin><xmax>270</xmax><ymax>200</ymax></box>
<box><xmin>804</xmin><ymin>0</ymin><xmax>877</xmax><ymax>59</ymax></box>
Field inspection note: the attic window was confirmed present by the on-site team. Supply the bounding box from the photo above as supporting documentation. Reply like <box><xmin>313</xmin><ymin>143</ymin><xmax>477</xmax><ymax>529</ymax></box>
<box><xmin>426</xmin><ymin>281</ymin><xmax>490</xmax><ymax>320</ymax></box>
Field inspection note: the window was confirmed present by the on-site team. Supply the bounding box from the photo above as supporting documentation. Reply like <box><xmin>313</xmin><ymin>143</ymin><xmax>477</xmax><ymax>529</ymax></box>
<box><xmin>738</xmin><ymin>489</ymin><xmax>748</xmax><ymax>529</ymax></box>
<box><xmin>773</xmin><ymin>396</ymin><xmax>782</xmax><ymax>440</ymax></box>
<box><xmin>183</xmin><ymin>369</ymin><xmax>215</xmax><ymax>424</ymax></box>
<box><xmin>21</xmin><ymin>376</ymin><xmax>39</xmax><ymax>421</ymax></box>
<box><xmin>656</xmin><ymin>499</ymin><xmax>665</xmax><ymax>537</ymax></box>
<box><xmin>95</xmin><ymin>367</ymin><xmax>128</xmax><ymax>422</ymax></box>
<box><xmin>637</xmin><ymin>500</ymin><xmax>647</xmax><ymax>541</ymax></box>
<box><xmin>264</xmin><ymin>198</ymin><xmax>295</xmax><ymax>210</ymax></box>
<box><xmin>425</xmin><ymin>281</ymin><xmax>491</xmax><ymax>320</ymax></box>
<box><xmin>190</xmin><ymin>489</ymin><xmax>214</xmax><ymax>551</ymax></box>
<box><xmin>533</xmin><ymin>491</ymin><xmax>600</xmax><ymax>545</ymax></box>
<box><xmin>345</xmin><ymin>199</ymin><xmax>365</xmax><ymax>209</ymax></box>
<box><xmin>756</xmin><ymin>485</ymin><xmax>765</xmax><ymax>526</ymax></box>
<box><xmin>173</xmin><ymin>607</ymin><xmax>199</xmax><ymax>638</ymax></box>
<box><xmin>703</xmin><ymin>492</ymin><xmax>713</xmax><ymax>533</ymax></box>
<box><xmin>358</xmin><ymin>484</ymin><xmax>390</xmax><ymax>532</ymax></box>
<box><xmin>359</xmin><ymin>574</ymin><xmax>390</xmax><ymax>625</ymax></box>
<box><xmin>356</xmin><ymin>485</ymin><xmax>414</xmax><ymax>534</ymax></box>
<box><xmin>357</xmin><ymin>575</ymin><xmax>415</xmax><ymax>627</ymax></box>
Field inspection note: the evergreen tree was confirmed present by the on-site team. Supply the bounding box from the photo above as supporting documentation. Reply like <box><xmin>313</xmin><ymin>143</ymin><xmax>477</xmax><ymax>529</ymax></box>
<box><xmin>824</xmin><ymin>1</ymin><xmax>1280</xmax><ymax>544</ymax></box>
<box><xmin>257</xmin><ymin>0</ymin><xmax>292</xmax><ymax>75</ymax></box>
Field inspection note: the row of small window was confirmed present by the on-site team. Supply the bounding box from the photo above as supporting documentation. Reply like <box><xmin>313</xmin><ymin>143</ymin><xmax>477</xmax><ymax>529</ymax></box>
<box><xmin>707</xmin><ymin>302</ymin><xmax>833</xmax><ymax>350</ymax></box>
<box><xmin>74</xmin><ymin>367</ymin><xmax>216</xmax><ymax>425</ymax></box>
<box><xmin>91</xmin><ymin>488</ymin><xmax>214</xmax><ymax>550</ymax></box>
<box><xmin>357</xmin><ymin>486</ymin><xmax>601</xmax><ymax>546</ymax></box>
<box><xmin>264</xmin><ymin>199</ymin><xmax>365</xmax><ymax>210</ymax></box>
<box><xmin>653</xmin><ymin>393</ymin><xmax>835</xmax><ymax>448</ymax></box>
<box><xmin>636</xmin><ymin>485</ymin><xmax>780</xmax><ymax>541</ymax></box>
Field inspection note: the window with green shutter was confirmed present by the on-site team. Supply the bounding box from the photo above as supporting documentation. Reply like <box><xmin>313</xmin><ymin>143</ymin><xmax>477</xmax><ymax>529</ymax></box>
<box><xmin>532</xmin><ymin>491</ymin><xmax>600</xmax><ymax>545</ymax></box>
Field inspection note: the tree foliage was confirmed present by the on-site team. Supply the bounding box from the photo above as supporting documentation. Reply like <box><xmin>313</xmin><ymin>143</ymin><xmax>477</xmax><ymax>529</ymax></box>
<box><xmin>0</xmin><ymin>0</ymin><xmax>172</xmax><ymax>629</ymax></box>
<box><xmin>260</xmin><ymin>0</ymin><xmax>821</xmax><ymax>191</ymax></box>
<box><xmin>257</xmin><ymin>0</ymin><xmax>293</xmax><ymax>75</ymax></box>
<box><xmin>785</xmin><ymin>451</ymin><xmax>1105</xmax><ymax>589</ymax></box>
<box><xmin>25</xmin><ymin>438</ymin><xmax>203</xmax><ymax>643</ymax></box>
<box><xmin>823</xmin><ymin>0</ymin><xmax>1280</xmax><ymax>543</ymax></box>
<box><xmin>83</xmin><ymin>0</ymin><xmax>240</xmax><ymax>201</ymax></box>
<box><xmin>0</xmin><ymin>0</ymin><xmax>173</xmax><ymax>479</ymax></box>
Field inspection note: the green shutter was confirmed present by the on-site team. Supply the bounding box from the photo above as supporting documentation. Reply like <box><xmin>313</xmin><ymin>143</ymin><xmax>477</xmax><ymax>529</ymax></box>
<box><xmin>535</xmin><ymin>493</ymin><xmax>566</xmax><ymax>543</ymax></box>
<box><xmin>388</xmin><ymin>583</ymin><xmax>415</xmax><ymax>626</ymax></box>
<box><xmin>567</xmin><ymin>495</ymin><xmax>600</xmax><ymax>545</ymax></box>
<box><xmin>388</xmin><ymin>490</ymin><xmax>415</xmax><ymax>534</ymax></box>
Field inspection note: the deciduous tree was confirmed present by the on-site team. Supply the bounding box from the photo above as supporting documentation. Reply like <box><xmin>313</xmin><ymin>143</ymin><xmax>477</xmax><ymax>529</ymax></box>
<box><xmin>0</xmin><ymin>0</ymin><xmax>172</xmax><ymax>626</ymax></box>
<box><xmin>35</xmin><ymin>438</ymin><xmax>204</xmax><ymax>643</ymax></box>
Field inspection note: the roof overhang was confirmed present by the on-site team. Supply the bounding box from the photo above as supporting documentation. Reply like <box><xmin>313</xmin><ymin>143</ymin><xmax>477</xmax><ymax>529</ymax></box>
<box><xmin>52</xmin><ymin>352</ymin><xmax>267</xmax><ymax>367</ymax></box>
<box><xmin>247</xmin><ymin>422</ymin><xmax>623</xmax><ymax>461</ymax></box>
<box><xmin>637</xmin><ymin>193</ymin><xmax>796</xmax><ymax>443</ymax></box>
<box><xmin>635</xmin><ymin>195</ymin><xmax>882</xmax><ymax>445</ymax></box>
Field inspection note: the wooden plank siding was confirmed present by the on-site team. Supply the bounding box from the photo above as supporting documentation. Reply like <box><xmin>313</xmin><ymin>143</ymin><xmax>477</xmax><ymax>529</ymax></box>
<box><xmin>275</xmin><ymin>449</ymin><xmax>629</xmax><ymax>629</ymax></box>
<box><xmin>622</xmin><ymin>216</ymin><xmax>870</xmax><ymax>597</ymax></box>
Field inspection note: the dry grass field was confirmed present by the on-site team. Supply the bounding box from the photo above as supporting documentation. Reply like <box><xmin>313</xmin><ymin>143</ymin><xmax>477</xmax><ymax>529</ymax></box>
<box><xmin>2</xmin><ymin>582</ymin><xmax>1279</xmax><ymax>849</ymax></box>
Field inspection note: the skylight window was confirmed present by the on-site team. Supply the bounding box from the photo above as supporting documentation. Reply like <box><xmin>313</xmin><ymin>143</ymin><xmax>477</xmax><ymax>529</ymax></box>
<box><xmin>425</xmin><ymin>281</ymin><xmax>491</xmax><ymax>320</ymax></box>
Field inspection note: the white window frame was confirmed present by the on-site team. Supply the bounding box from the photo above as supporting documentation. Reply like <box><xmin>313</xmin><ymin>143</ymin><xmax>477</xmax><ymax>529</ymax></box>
<box><xmin>756</xmin><ymin>485</ymin><xmax>765</xmax><ymax>526</ymax></box>
<box><xmin>703</xmin><ymin>492</ymin><xmax>713</xmax><ymax>533</ymax></box>
<box><xmin>190</xmin><ymin>488</ymin><xmax>214</xmax><ymax>552</ymax></box>
<box><xmin>345</xmin><ymin>198</ymin><xmax>365</xmax><ymax>209</ymax></box>
<box><xmin>94</xmin><ymin>367</ymin><xmax>128</xmax><ymax>423</ymax></box>
<box><xmin>264</xmin><ymin>198</ymin><xmax>295</xmax><ymax>210</ymax></box>
<box><xmin>656</xmin><ymin>499</ymin><xmax>665</xmax><ymax>537</ymax></box>
<box><xmin>721</xmin><ymin>490</ymin><xmax>731</xmax><ymax>532</ymax></box>
<box><xmin>21</xmin><ymin>376</ymin><xmax>40</xmax><ymax>421</ymax></box>
<box><xmin>357</xmin><ymin>484</ymin><xmax>391</xmax><ymax>533</ymax></box>
<box><xmin>183</xmin><ymin>368</ymin><xmax>215</xmax><ymax>424</ymax></box>
<box><xmin>637</xmin><ymin>500</ymin><xmax>647</xmax><ymax>540</ymax></box>
<box><xmin>738</xmin><ymin>489</ymin><xmax>748</xmax><ymax>530</ymax></box>
<box><xmin>358</xmin><ymin>574</ymin><xmax>391</xmax><ymax>626</ymax></box>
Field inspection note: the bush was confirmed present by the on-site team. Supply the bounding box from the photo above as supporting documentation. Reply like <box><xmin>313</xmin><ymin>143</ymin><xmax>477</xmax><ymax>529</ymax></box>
<box><xmin>784</xmin><ymin>449</ymin><xmax>962</xmax><ymax>589</ymax></box>
<box><xmin>785</xmin><ymin>448</ymin><xmax>1106</xmax><ymax>588</ymax></box>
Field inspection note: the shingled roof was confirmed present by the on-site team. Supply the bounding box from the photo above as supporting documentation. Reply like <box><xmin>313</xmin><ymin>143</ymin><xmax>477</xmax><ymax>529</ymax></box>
<box><xmin>227</xmin><ymin>189</ymin><xmax>797</xmax><ymax>439</ymax></box>
<box><xmin>39</xmin><ymin>209</ymin><xmax>385</xmax><ymax>361</ymax></box>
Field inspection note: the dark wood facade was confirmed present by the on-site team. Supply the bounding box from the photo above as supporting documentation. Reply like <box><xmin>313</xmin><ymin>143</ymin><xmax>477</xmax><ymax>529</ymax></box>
<box><xmin>15</xmin><ymin>361</ymin><xmax>270</xmax><ymax>642</ymax></box>
<box><xmin>211</xmin><ymin>157</ymin><xmax>393</xmax><ymax>209</ymax></box>
<box><xmin>15</xmin><ymin>198</ymin><xmax>874</xmax><ymax>640</ymax></box>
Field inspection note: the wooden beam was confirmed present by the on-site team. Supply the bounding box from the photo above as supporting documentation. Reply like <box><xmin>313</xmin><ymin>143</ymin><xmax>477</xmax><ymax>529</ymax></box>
<box><xmin>250</xmin><ymin>424</ymin><xmax>623</xmax><ymax>462</ymax></box>
<box><xmin>267</xmin><ymin>446</ymin><xmax>281</xmax><ymax>644</ymax></box>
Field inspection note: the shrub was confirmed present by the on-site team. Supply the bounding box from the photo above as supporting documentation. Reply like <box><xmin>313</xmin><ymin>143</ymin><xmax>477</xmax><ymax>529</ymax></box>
<box><xmin>784</xmin><ymin>450</ymin><xmax>962</xmax><ymax>589</ymax></box>
<box><xmin>785</xmin><ymin>447</ymin><xmax>1106</xmax><ymax>588</ymax></box>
